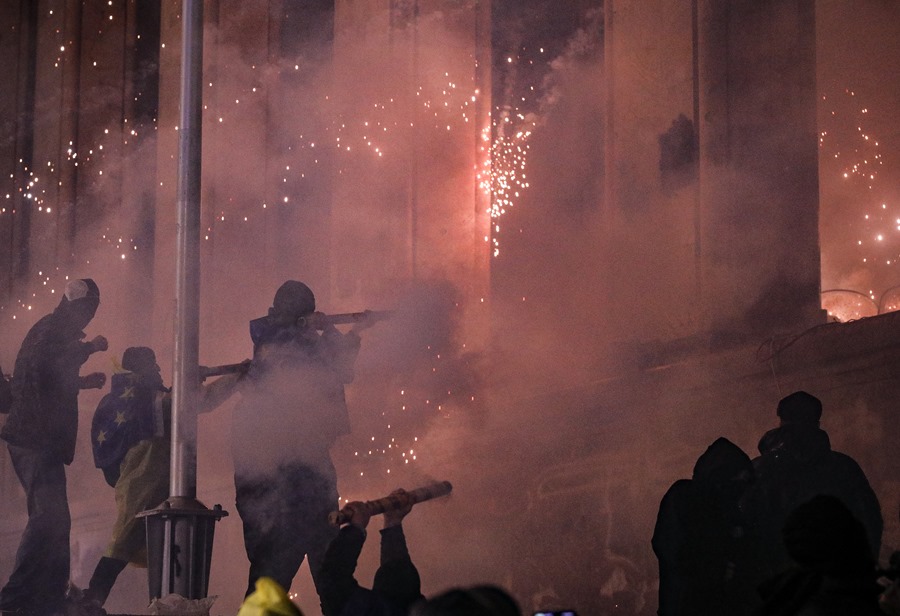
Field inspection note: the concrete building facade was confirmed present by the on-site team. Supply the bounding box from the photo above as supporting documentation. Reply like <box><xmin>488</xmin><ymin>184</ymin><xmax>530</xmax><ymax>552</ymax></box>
<box><xmin>0</xmin><ymin>2</ymin><xmax>898</xmax><ymax>615</ymax></box>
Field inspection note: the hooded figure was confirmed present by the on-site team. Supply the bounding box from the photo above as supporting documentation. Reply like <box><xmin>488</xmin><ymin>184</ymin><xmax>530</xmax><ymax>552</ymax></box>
<box><xmin>745</xmin><ymin>391</ymin><xmax>882</xmax><ymax>583</ymax></box>
<box><xmin>652</xmin><ymin>437</ymin><xmax>761</xmax><ymax>616</ymax></box>
<box><xmin>233</xmin><ymin>281</ymin><xmax>363</xmax><ymax>600</ymax></box>
<box><xmin>0</xmin><ymin>279</ymin><xmax>108</xmax><ymax>616</ymax></box>
<box><xmin>92</xmin><ymin>346</ymin><xmax>167</xmax><ymax>487</ymax></box>
<box><xmin>2</xmin><ymin>279</ymin><xmax>105</xmax><ymax>463</ymax></box>
<box><xmin>81</xmin><ymin>345</ymin><xmax>244</xmax><ymax>608</ymax></box>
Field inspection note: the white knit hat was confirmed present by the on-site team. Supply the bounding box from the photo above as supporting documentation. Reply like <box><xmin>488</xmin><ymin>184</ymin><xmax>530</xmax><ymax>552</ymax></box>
<box><xmin>64</xmin><ymin>278</ymin><xmax>100</xmax><ymax>301</ymax></box>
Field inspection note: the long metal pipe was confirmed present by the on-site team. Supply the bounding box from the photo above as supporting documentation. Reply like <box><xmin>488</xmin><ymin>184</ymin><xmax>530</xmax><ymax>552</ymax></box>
<box><xmin>171</xmin><ymin>0</ymin><xmax>204</xmax><ymax>499</ymax></box>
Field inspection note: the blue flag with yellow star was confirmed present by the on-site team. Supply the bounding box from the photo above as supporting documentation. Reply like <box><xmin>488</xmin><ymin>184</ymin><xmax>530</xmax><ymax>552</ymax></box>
<box><xmin>91</xmin><ymin>372</ymin><xmax>159</xmax><ymax>486</ymax></box>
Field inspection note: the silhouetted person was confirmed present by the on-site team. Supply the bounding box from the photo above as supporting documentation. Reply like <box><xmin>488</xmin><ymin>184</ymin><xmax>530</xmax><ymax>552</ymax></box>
<box><xmin>755</xmin><ymin>494</ymin><xmax>882</xmax><ymax>616</ymax></box>
<box><xmin>745</xmin><ymin>391</ymin><xmax>882</xmax><ymax>583</ymax></box>
<box><xmin>652</xmin><ymin>437</ymin><xmax>761</xmax><ymax>616</ymax></box>
<box><xmin>0</xmin><ymin>279</ymin><xmax>107</xmax><ymax>616</ymax></box>
<box><xmin>409</xmin><ymin>585</ymin><xmax>521</xmax><ymax>616</ymax></box>
<box><xmin>82</xmin><ymin>346</ymin><xmax>244</xmax><ymax>608</ymax></box>
<box><xmin>233</xmin><ymin>280</ymin><xmax>365</xmax><ymax>600</ymax></box>
<box><xmin>319</xmin><ymin>489</ymin><xmax>424</xmax><ymax>616</ymax></box>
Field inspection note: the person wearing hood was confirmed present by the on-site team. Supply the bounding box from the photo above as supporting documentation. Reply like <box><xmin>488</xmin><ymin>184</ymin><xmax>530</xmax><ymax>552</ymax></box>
<box><xmin>652</xmin><ymin>437</ymin><xmax>761</xmax><ymax>616</ymax></box>
<box><xmin>233</xmin><ymin>280</ymin><xmax>367</xmax><ymax>601</ymax></box>
<box><xmin>0</xmin><ymin>279</ymin><xmax>108</xmax><ymax>616</ymax></box>
<box><xmin>745</xmin><ymin>391</ymin><xmax>882</xmax><ymax>583</ymax></box>
<box><xmin>80</xmin><ymin>346</ymin><xmax>245</xmax><ymax>608</ymax></box>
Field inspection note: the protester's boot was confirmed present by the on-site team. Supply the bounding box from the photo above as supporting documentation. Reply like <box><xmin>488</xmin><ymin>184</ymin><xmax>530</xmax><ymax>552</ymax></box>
<box><xmin>83</xmin><ymin>557</ymin><xmax>127</xmax><ymax>607</ymax></box>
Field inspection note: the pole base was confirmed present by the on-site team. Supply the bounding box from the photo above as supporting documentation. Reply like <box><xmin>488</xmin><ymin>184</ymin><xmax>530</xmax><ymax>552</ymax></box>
<box><xmin>137</xmin><ymin>497</ymin><xmax>228</xmax><ymax>601</ymax></box>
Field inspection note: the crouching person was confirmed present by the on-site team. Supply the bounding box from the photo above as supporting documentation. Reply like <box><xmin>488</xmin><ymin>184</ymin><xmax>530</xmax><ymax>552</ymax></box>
<box><xmin>82</xmin><ymin>346</ymin><xmax>245</xmax><ymax>608</ymax></box>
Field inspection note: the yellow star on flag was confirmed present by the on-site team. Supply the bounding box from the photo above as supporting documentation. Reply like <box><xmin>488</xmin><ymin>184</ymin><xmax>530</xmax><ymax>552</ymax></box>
<box><xmin>114</xmin><ymin>411</ymin><xmax>127</xmax><ymax>426</ymax></box>
<box><xmin>97</xmin><ymin>430</ymin><xmax>107</xmax><ymax>443</ymax></box>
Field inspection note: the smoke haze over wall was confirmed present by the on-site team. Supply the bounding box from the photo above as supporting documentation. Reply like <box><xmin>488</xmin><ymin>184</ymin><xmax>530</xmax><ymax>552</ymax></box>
<box><xmin>1</xmin><ymin>2</ymin><xmax>899</xmax><ymax>615</ymax></box>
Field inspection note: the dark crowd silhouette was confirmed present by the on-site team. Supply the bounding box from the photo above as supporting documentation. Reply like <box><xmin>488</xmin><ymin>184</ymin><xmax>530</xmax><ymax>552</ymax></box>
<box><xmin>653</xmin><ymin>390</ymin><xmax>895</xmax><ymax>616</ymax></box>
<box><xmin>0</xmin><ymin>278</ymin><xmax>898</xmax><ymax>616</ymax></box>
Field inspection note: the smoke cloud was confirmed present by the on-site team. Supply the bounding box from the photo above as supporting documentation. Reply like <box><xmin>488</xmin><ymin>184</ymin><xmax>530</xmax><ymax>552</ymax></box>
<box><xmin>0</xmin><ymin>2</ymin><xmax>899</xmax><ymax>616</ymax></box>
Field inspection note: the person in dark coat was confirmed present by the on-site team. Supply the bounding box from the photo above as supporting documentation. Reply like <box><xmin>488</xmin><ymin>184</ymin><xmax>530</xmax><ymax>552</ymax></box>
<box><xmin>745</xmin><ymin>391</ymin><xmax>883</xmax><ymax>583</ymax></box>
<box><xmin>754</xmin><ymin>494</ymin><xmax>883</xmax><ymax>616</ymax></box>
<box><xmin>233</xmin><ymin>280</ymin><xmax>365</xmax><ymax>600</ymax></box>
<box><xmin>318</xmin><ymin>489</ymin><xmax>424</xmax><ymax>616</ymax></box>
<box><xmin>652</xmin><ymin>437</ymin><xmax>761</xmax><ymax>616</ymax></box>
<box><xmin>0</xmin><ymin>278</ymin><xmax>107</xmax><ymax>616</ymax></box>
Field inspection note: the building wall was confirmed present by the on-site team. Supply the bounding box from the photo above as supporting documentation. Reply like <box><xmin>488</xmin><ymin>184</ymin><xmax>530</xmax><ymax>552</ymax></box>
<box><xmin>601</xmin><ymin>0</ymin><xmax>822</xmax><ymax>349</ymax></box>
<box><xmin>2</xmin><ymin>3</ymin><xmax>892</xmax><ymax>616</ymax></box>
<box><xmin>698</xmin><ymin>0</ymin><xmax>822</xmax><ymax>343</ymax></box>
<box><xmin>602</xmin><ymin>0</ymin><xmax>699</xmax><ymax>344</ymax></box>
<box><xmin>329</xmin><ymin>0</ymin><xmax>492</xmax><ymax>326</ymax></box>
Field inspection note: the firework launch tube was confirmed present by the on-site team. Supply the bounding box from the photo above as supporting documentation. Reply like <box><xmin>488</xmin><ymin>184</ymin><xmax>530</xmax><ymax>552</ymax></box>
<box><xmin>328</xmin><ymin>480</ymin><xmax>453</xmax><ymax>526</ymax></box>
<box><xmin>299</xmin><ymin>310</ymin><xmax>394</xmax><ymax>329</ymax></box>
<box><xmin>198</xmin><ymin>360</ymin><xmax>250</xmax><ymax>380</ymax></box>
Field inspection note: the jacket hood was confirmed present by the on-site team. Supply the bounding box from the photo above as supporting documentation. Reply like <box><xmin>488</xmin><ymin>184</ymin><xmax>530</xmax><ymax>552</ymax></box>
<box><xmin>692</xmin><ymin>437</ymin><xmax>752</xmax><ymax>486</ymax></box>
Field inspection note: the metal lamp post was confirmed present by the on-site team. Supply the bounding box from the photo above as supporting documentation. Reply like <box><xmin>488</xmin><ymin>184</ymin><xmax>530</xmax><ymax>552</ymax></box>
<box><xmin>137</xmin><ymin>0</ymin><xmax>227</xmax><ymax>601</ymax></box>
